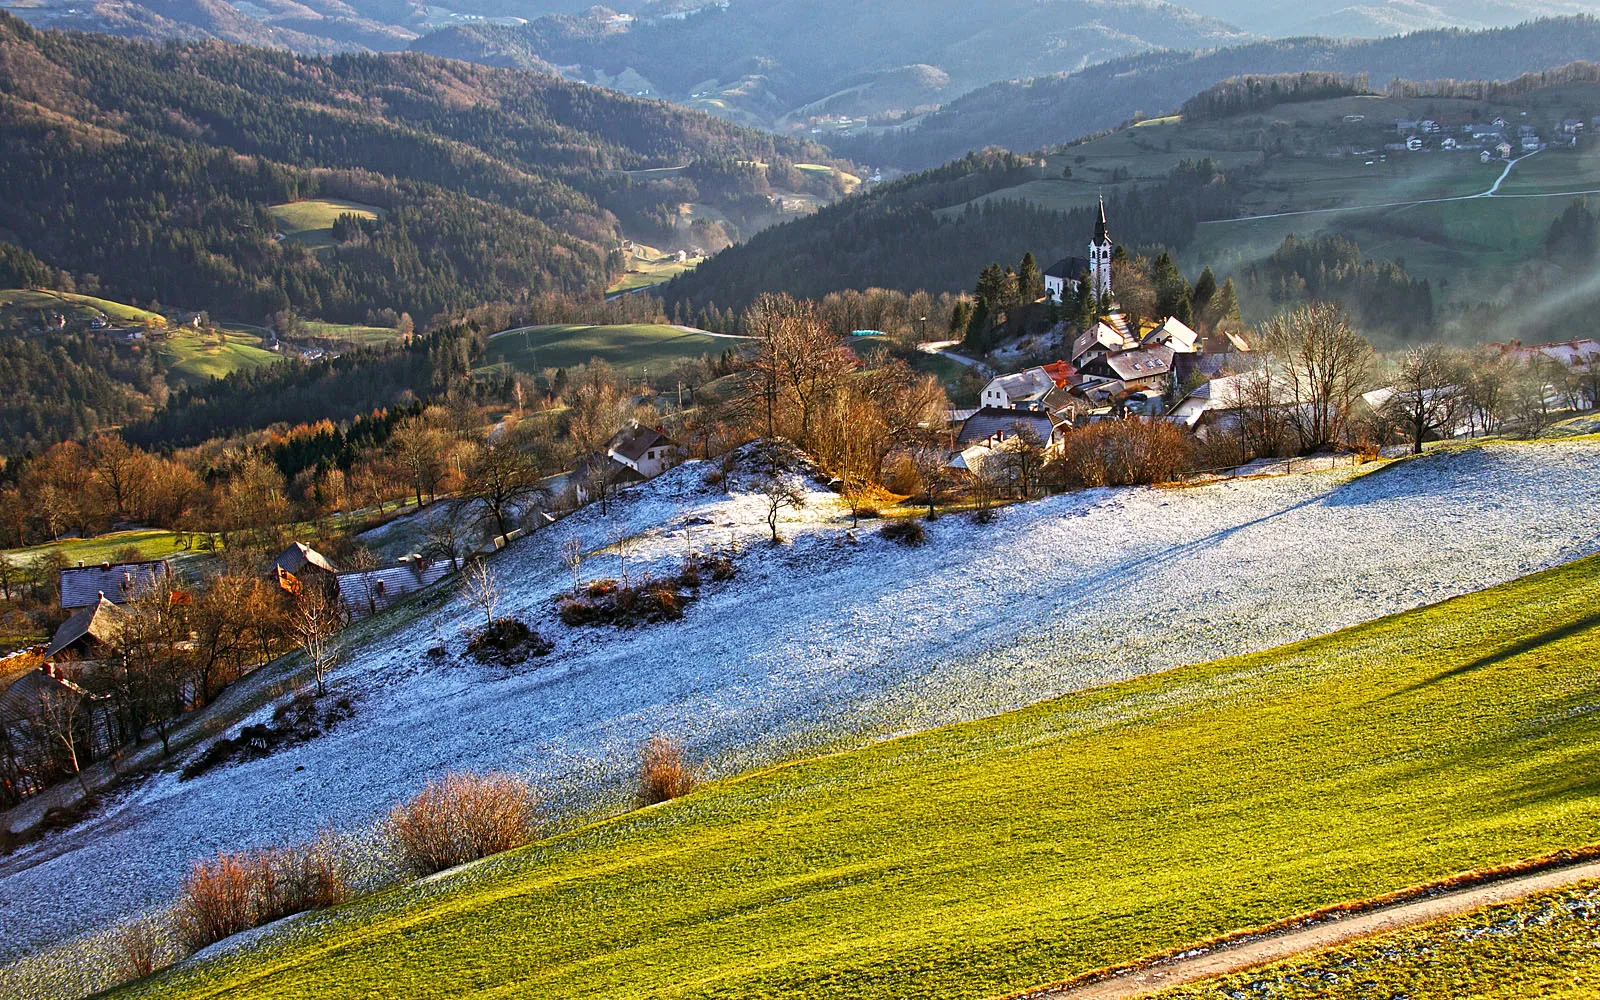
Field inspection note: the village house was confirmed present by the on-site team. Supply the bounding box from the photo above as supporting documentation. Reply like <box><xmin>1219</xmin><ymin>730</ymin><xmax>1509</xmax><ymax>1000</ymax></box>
<box><xmin>0</xmin><ymin>663</ymin><xmax>118</xmax><ymax>803</ymax></box>
<box><xmin>44</xmin><ymin>596</ymin><xmax>128</xmax><ymax>660</ymax></box>
<box><xmin>58</xmin><ymin>559</ymin><xmax>171</xmax><ymax>611</ymax></box>
<box><xmin>978</xmin><ymin>362</ymin><xmax>1075</xmax><ymax>408</ymax></box>
<box><xmin>1491</xmin><ymin>337</ymin><xmax>1600</xmax><ymax>369</ymax></box>
<box><xmin>1077</xmin><ymin>344</ymin><xmax>1176</xmax><ymax>396</ymax></box>
<box><xmin>606</xmin><ymin>422</ymin><xmax>682</xmax><ymax>479</ymax></box>
<box><xmin>336</xmin><ymin>556</ymin><xmax>453</xmax><ymax>620</ymax></box>
<box><xmin>272</xmin><ymin>542</ymin><xmax>340</xmax><ymax>596</ymax></box>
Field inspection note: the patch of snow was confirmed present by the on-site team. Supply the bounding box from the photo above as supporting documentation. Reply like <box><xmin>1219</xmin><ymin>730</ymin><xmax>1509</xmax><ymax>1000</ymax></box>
<box><xmin>4</xmin><ymin>442</ymin><xmax>1600</xmax><ymax>991</ymax></box>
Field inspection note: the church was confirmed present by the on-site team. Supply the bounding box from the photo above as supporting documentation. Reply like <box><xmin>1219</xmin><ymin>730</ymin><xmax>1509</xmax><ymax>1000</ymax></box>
<box><xmin>1043</xmin><ymin>197</ymin><xmax>1114</xmax><ymax>304</ymax></box>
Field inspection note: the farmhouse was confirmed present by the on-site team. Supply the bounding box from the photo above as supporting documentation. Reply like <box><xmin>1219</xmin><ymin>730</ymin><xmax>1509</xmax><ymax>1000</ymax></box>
<box><xmin>956</xmin><ymin>407</ymin><xmax>1060</xmax><ymax>450</ymax></box>
<box><xmin>0</xmin><ymin>663</ymin><xmax>118</xmax><ymax>802</ymax></box>
<box><xmin>44</xmin><ymin>596</ymin><xmax>128</xmax><ymax>660</ymax></box>
<box><xmin>58</xmin><ymin>559</ymin><xmax>171</xmax><ymax>611</ymax></box>
<box><xmin>1078</xmin><ymin>344</ymin><xmax>1176</xmax><ymax>394</ymax></box>
<box><xmin>979</xmin><ymin>362</ymin><xmax>1075</xmax><ymax>408</ymax></box>
<box><xmin>337</xmin><ymin>557</ymin><xmax>452</xmax><ymax>619</ymax></box>
<box><xmin>606</xmin><ymin>422</ymin><xmax>681</xmax><ymax>479</ymax></box>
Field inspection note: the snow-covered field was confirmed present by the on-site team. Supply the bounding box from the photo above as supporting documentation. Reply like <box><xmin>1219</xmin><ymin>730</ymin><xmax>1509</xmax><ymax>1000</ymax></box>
<box><xmin>4</xmin><ymin>441</ymin><xmax>1600</xmax><ymax>995</ymax></box>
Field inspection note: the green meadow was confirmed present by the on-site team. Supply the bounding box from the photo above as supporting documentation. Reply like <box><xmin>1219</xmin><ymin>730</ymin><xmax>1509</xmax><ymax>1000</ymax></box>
<box><xmin>267</xmin><ymin>199</ymin><xmax>385</xmax><ymax>251</ymax></box>
<box><xmin>159</xmin><ymin>327</ymin><xmax>279</xmax><ymax>382</ymax></box>
<box><xmin>118</xmin><ymin>554</ymin><xmax>1600</xmax><ymax>1000</ymax></box>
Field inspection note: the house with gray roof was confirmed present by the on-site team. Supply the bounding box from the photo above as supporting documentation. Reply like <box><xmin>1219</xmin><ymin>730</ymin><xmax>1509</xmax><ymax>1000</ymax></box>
<box><xmin>956</xmin><ymin>406</ymin><xmax>1061</xmax><ymax>450</ymax></box>
<box><xmin>336</xmin><ymin>557</ymin><xmax>453</xmax><ymax>619</ymax></box>
<box><xmin>606</xmin><ymin>423</ymin><xmax>681</xmax><ymax>479</ymax></box>
<box><xmin>58</xmin><ymin>560</ymin><xmax>171</xmax><ymax>611</ymax></box>
<box><xmin>44</xmin><ymin>597</ymin><xmax>128</xmax><ymax>660</ymax></box>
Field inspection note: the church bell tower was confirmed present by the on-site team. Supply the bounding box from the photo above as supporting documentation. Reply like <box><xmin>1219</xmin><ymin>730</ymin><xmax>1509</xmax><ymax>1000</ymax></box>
<box><xmin>1089</xmin><ymin>196</ymin><xmax>1113</xmax><ymax>302</ymax></box>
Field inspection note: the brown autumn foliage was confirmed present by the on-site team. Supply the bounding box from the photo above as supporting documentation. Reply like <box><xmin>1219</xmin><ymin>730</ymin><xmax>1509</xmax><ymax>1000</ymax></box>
<box><xmin>1052</xmin><ymin>419</ymin><xmax>1196</xmax><ymax>488</ymax></box>
<box><xmin>386</xmin><ymin>772</ymin><xmax>538</xmax><ymax>876</ymax></box>
<box><xmin>638</xmin><ymin>735</ymin><xmax>698</xmax><ymax>806</ymax></box>
<box><xmin>173</xmin><ymin>833</ymin><xmax>350</xmax><ymax>950</ymax></box>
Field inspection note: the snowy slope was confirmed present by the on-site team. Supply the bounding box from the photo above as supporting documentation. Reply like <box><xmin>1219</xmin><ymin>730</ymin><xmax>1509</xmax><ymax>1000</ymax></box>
<box><xmin>3</xmin><ymin>441</ymin><xmax>1600</xmax><ymax>987</ymax></box>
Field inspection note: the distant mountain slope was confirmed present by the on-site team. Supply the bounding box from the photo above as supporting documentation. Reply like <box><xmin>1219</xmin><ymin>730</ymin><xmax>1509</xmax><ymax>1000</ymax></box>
<box><xmin>0</xmin><ymin>12</ymin><xmax>836</xmax><ymax>323</ymax></box>
<box><xmin>1181</xmin><ymin>0</ymin><xmax>1595</xmax><ymax>36</ymax></box>
<box><xmin>412</xmin><ymin>0</ymin><xmax>1251</xmax><ymax>131</ymax></box>
<box><xmin>837</xmin><ymin>15</ymin><xmax>1600</xmax><ymax>169</ymax></box>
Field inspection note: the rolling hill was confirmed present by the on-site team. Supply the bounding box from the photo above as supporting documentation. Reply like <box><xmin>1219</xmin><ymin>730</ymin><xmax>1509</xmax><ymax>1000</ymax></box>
<box><xmin>834</xmin><ymin>15</ymin><xmax>1600</xmax><ymax>170</ymax></box>
<box><xmin>671</xmin><ymin>67</ymin><xmax>1600</xmax><ymax>346</ymax></box>
<box><xmin>0</xmin><ymin>12</ymin><xmax>839</xmax><ymax>328</ymax></box>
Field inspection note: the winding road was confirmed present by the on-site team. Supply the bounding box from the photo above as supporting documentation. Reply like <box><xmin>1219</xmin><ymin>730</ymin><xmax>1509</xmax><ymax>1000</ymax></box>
<box><xmin>1017</xmin><ymin>858</ymin><xmax>1600</xmax><ymax>1000</ymax></box>
<box><xmin>1198</xmin><ymin>149</ymin><xmax>1600</xmax><ymax>226</ymax></box>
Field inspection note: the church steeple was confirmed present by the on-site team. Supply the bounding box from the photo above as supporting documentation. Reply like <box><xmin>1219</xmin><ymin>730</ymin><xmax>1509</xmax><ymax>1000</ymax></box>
<box><xmin>1089</xmin><ymin>196</ymin><xmax>1113</xmax><ymax>302</ymax></box>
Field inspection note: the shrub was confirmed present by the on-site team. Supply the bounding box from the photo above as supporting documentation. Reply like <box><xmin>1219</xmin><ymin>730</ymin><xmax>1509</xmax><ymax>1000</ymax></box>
<box><xmin>387</xmin><ymin>772</ymin><xmax>538</xmax><ymax>877</ymax></box>
<box><xmin>466</xmin><ymin>617</ymin><xmax>553</xmax><ymax>666</ymax></box>
<box><xmin>638</xmin><ymin>736</ymin><xmax>697</xmax><ymax>806</ymax></box>
<box><xmin>114</xmin><ymin>918</ymin><xmax>169</xmax><ymax>981</ymax></box>
<box><xmin>880</xmin><ymin>518</ymin><xmax>927</xmax><ymax>546</ymax></box>
<box><xmin>1053</xmin><ymin>419</ymin><xmax>1195</xmax><ymax>488</ymax></box>
<box><xmin>559</xmin><ymin>555</ymin><xmax>734</xmax><ymax>629</ymax></box>
<box><xmin>182</xmin><ymin>694</ymin><xmax>355</xmax><ymax>781</ymax></box>
<box><xmin>173</xmin><ymin>832</ymin><xmax>351</xmax><ymax>950</ymax></box>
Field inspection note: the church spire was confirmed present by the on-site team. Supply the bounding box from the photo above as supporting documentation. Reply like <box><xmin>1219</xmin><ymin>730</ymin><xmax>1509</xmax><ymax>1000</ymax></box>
<box><xmin>1094</xmin><ymin>195</ymin><xmax>1110</xmax><ymax>244</ymax></box>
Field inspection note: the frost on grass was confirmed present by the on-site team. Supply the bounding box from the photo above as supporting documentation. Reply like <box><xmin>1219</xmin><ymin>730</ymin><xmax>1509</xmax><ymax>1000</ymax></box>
<box><xmin>3</xmin><ymin>441</ymin><xmax>1600</xmax><ymax>996</ymax></box>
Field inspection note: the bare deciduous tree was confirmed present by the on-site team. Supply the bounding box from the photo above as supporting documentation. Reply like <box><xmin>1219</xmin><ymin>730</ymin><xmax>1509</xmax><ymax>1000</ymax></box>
<box><xmin>461</xmin><ymin>443</ymin><xmax>545</xmax><ymax>540</ymax></box>
<box><xmin>560</xmin><ymin>537</ymin><xmax>585</xmax><ymax>597</ymax></box>
<box><xmin>1392</xmin><ymin>344</ymin><xmax>1467</xmax><ymax>454</ymax></box>
<box><xmin>291</xmin><ymin>590</ymin><xmax>343</xmax><ymax>697</ymax></box>
<box><xmin>760</xmin><ymin>473</ymin><xmax>806</xmax><ymax>544</ymax></box>
<box><xmin>463</xmin><ymin>558</ymin><xmax>501</xmax><ymax>629</ymax></box>
<box><xmin>1259</xmin><ymin>303</ymin><xmax>1375</xmax><ymax>453</ymax></box>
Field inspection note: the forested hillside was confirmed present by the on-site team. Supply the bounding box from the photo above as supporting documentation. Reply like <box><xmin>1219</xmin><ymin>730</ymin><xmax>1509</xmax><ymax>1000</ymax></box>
<box><xmin>665</xmin><ymin>153</ymin><xmax>1237</xmax><ymax>311</ymax></box>
<box><xmin>0</xmin><ymin>13</ymin><xmax>836</xmax><ymax>325</ymax></box>
<box><xmin>414</xmin><ymin>0</ymin><xmax>1246</xmax><ymax>132</ymax></box>
<box><xmin>835</xmin><ymin>15</ymin><xmax>1600</xmax><ymax>169</ymax></box>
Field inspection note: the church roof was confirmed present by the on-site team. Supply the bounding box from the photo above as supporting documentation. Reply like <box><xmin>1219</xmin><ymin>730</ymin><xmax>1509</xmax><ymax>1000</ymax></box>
<box><xmin>1094</xmin><ymin>196</ymin><xmax>1110</xmax><ymax>243</ymax></box>
<box><xmin>1044</xmin><ymin>256</ymin><xmax>1090</xmax><ymax>280</ymax></box>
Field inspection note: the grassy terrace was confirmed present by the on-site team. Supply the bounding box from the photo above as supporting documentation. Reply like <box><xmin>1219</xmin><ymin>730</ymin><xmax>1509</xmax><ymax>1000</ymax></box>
<box><xmin>1158</xmin><ymin>881</ymin><xmax>1600</xmax><ymax>999</ymax></box>
<box><xmin>117</xmin><ymin>553</ymin><xmax>1600</xmax><ymax>1000</ymax></box>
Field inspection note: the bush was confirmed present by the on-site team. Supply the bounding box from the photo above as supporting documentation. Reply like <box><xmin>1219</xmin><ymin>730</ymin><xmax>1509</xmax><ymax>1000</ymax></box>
<box><xmin>466</xmin><ymin>617</ymin><xmax>553</xmax><ymax>666</ymax></box>
<box><xmin>386</xmin><ymin>772</ymin><xmax>538</xmax><ymax>877</ymax></box>
<box><xmin>182</xmin><ymin>693</ymin><xmax>355</xmax><ymax>781</ymax></box>
<box><xmin>880</xmin><ymin>518</ymin><xmax>927</xmax><ymax>546</ymax></box>
<box><xmin>114</xmin><ymin>918</ymin><xmax>169</xmax><ymax>981</ymax></box>
<box><xmin>558</xmin><ymin>555</ymin><xmax>735</xmax><ymax>629</ymax></box>
<box><xmin>1053</xmin><ymin>419</ymin><xmax>1195</xmax><ymax>488</ymax></box>
<box><xmin>173</xmin><ymin>832</ymin><xmax>350</xmax><ymax>950</ymax></box>
<box><xmin>638</xmin><ymin>736</ymin><xmax>697</xmax><ymax>806</ymax></box>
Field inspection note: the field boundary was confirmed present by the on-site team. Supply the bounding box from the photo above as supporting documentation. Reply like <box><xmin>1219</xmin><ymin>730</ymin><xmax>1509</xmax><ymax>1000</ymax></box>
<box><xmin>1005</xmin><ymin>845</ymin><xmax>1600</xmax><ymax>1000</ymax></box>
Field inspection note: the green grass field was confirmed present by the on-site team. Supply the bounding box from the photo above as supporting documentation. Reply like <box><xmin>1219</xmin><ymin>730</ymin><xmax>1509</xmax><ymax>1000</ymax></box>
<box><xmin>608</xmin><ymin>242</ymin><xmax>701</xmax><ymax>293</ymax></box>
<box><xmin>1</xmin><ymin>529</ymin><xmax>203</xmax><ymax>569</ymax></box>
<box><xmin>1158</xmin><ymin>881</ymin><xmax>1600</xmax><ymax>1000</ymax></box>
<box><xmin>0</xmin><ymin>288</ymin><xmax>163</xmax><ymax>326</ymax></box>
<box><xmin>159</xmin><ymin>327</ymin><xmax>280</xmax><ymax>382</ymax></box>
<box><xmin>268</xmin><ymin>199</ymin><xmax>385</xmax><ymax>251</ymax></box>
<box><xmin>118</xmin><ymin>554</ymin><xmax>1600</xmax><ymax>1000</ymax></box>
<box><xmin>299</xmin><ymin>321</ymin><xmax>403</xmax><ymax>348</ymax></box>
<box><xmin>479</xmin><ymin>323</ymin><xmax>742</xmax><ymax>377</ymax></box>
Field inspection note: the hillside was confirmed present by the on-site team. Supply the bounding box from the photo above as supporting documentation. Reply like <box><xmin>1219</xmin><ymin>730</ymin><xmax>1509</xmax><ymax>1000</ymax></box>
<box><xmin>675</xmin><ymin>72</ymin><xmax>1600</xmax><ymax>345</ymax></box>
<box><xmin>3</xmin><ymin>440</ymin><xmax>1599</xmax><ymax>996</ymax></box>
<box><xmin>0</xmin><ymin>13</ymin><xmax>838</xmax><ymax>329</ymax></box>
<box><xmin>833</xmin><ymin>15</ymin><xmax>1600</xmax><ymax>170</ymax></box>
<box><xmin>19</xmin><ymin>446</ymin><xmax>1595</xmax><ymax>999</ymax></box>
<box><xmin>411</xmin><ymin>0</ymin><xmax>1248</xmax><ymax>133</ymax></box>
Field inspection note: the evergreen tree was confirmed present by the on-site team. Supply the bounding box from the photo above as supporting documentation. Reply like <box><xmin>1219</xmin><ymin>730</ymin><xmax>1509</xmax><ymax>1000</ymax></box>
<box><xmin>1074</xmin><ymin>277</ymin><xmax>1098</xmax><ymax>330</ymax></box>
<box><xmin>1017</xmin><ymin>252</ymin><xmax>1042</xmax><ymax>303</ymax></box>
<box><xmin>1191</xmin><ymin>266</ymin><xmax>1218</xmax><ymax>321</ymax></box>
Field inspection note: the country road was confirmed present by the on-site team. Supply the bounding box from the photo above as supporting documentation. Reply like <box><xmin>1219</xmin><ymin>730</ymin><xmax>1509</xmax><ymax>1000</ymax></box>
<box><xmin>1198</xmin><ymin>149</ymin><xmax>1600</xmax><ymax>226</ymax></box>
<box><xmin>1018</xmin><ymin>858</ymin><xmax>1600</xmax><ymax>1000</ymax></box>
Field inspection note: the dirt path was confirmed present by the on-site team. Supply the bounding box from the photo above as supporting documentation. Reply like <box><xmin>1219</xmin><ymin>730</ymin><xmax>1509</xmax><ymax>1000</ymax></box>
<box><xmin>1021</xmin><ymin>859</ymin><xmax>1600</xmax><ymax>1000</ymax></box>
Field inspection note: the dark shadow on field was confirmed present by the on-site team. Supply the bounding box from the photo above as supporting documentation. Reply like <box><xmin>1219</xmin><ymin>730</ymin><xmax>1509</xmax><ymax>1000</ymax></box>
<box><xmin>1319</xmin><ymin>447</ymin><xmax>1511</xmax><ymax>508</ymax></box>
<box><xmin>1388</xmin><ymin>612</ymin><xmax>1600</xmax><ymax>698</ymax></box>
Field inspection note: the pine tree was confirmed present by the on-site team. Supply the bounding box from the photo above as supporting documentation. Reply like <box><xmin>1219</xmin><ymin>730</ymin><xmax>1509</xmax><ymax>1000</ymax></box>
<box><xmin>1075</xmin><ymin>278</ymin><xmax>1098</xmax><ymax>330</ymax></box>
<box><xmin>1192</xmin><ymin>267</ymin><xmax>1218</xmax><ymax>320</ymax></box>
<box><xmin>1017</xmin><ymin>252</ymin><xmax>1042</xmax><ymax>303</ymax></box>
